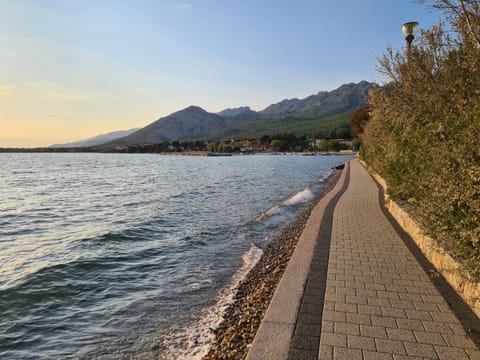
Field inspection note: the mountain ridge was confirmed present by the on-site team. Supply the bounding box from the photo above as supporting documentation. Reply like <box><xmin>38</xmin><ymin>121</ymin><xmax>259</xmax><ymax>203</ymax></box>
<box><xmin>217</xmin><ymin>106</ymin><xmax>255</xmax><ymax>117</ymax></box>
<box><xmin>260</xmin><ymin>80</ymin><xmax>371</xmax><ymax>117</ymax></box>
<box><xmin>56</xmin><ymin>81</ymin><xmax>372</xmax><ymax>148</ymax></box>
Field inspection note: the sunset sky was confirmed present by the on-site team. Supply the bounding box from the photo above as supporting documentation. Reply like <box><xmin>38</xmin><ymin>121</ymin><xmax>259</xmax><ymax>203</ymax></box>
<box><xmin>1</xmin><ymin>0</ymin><xmax>443</xmax><ymax>147</ymax></box>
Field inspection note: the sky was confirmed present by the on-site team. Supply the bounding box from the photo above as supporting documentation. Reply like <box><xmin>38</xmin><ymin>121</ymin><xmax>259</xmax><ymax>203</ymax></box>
<box><xmin>1</xmin><ymin>0</ymin><xmax>444</xmax><ymax>147</ymax></box>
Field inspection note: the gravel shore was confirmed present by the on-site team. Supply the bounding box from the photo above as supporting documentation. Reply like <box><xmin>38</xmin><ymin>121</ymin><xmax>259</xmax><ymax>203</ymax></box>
<box><xmin>202</xmin><ymin>170</ymin><xmax>341</xmax><ymax>360</ymax></box>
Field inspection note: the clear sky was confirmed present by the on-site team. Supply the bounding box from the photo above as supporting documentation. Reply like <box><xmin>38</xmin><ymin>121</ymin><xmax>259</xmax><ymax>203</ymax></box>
<box><xmin>1</xmin><ymin>0</ymin><xmax>443</xmax><ymax>147</ymax></box>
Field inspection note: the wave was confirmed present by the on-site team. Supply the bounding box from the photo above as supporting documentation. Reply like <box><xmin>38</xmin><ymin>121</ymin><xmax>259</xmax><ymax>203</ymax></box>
<box><xmin>158</xmin><ymin>244</ymin><xmax>263</xmax><ymax>359</ymax></box>
<box><xmin>71</xmin><ymin>219</ymin><xmax>173</xmax><ymax>248</ymax></box>
<box><xmin>283</xmin><ymin>187</ymin><xmax>314</xmax><ymax>206</ymax></box>
<box><xmin>0</xmin><ymin>153</ymin><xmax>351</xmax><ymax>358</ymax></box>
<box><xmin>256</xmin><ymin>180</ymin><xmax>323</xmax><ymax>223</ymax></box>
<box><xmin>11</xmin><ymin>170</ymin><xmax>35</xmax><ymax>175</ymax></box>
<box><xmin>0</xmin><ymin>239</ymin><xmax>168</xmax><ymax>300</ymax></box>
<box><xmin>264</xmin><ymin>205</ymin><xmax>282</xmax><ymax>217</ymax></box>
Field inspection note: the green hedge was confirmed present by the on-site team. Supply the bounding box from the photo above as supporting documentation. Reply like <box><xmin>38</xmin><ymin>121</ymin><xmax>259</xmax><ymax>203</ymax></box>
<box><xmin>362</xmin><ymin>3</ymin><xmax>480</xmax><ymax>278</ymax></box>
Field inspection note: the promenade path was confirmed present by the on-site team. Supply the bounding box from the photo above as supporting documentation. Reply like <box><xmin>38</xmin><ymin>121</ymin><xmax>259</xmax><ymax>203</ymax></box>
<box><xmin>248</xmin><ymin>159</ymin><xmax>480</xmax><ymax>360</ymax></box>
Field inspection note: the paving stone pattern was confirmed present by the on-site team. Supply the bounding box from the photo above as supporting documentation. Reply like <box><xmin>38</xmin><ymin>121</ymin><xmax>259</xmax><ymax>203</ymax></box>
<box><xmin>293</xmin><ymin>160</ymin><xmax>480</xmax><ymax>360</ymax></box>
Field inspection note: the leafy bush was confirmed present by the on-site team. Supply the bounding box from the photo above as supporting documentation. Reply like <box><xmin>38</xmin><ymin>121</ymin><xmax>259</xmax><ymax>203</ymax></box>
<box><xmin>362</xmin><ymin>0</ymin><xmax>480</xmax><ymax>278</ymax></box>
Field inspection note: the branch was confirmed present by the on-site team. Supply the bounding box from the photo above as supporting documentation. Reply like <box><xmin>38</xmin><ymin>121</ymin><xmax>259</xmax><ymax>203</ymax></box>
<box><xmin>459</xmin><ymin>0</ymin><xmax>480</xmax><ymax>47</ymax></box>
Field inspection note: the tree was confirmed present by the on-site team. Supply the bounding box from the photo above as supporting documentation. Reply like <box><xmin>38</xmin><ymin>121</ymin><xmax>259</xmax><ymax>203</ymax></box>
<box><xmin>349</xmin><ymin>106</ymin><xmax>370</xmax><ymax>137</ymax></box>
<box><xmin>269</xmin><ymin>139</ymin><xmax>284</xmax><ymax>151</ymax></box>
<box><xmin>206</xmin><ymin>142</ymin><xmax>217</xmax><ymax>152</ymax></box>
<box><xmin>316</xmin><ymin>139</ymin><xmax>333</xmax><ymax>152</ymax></box>
<box><xmin>260</xmin><ymin>135</ymin><xmax>271</xmax><ymax>145</ymax></box>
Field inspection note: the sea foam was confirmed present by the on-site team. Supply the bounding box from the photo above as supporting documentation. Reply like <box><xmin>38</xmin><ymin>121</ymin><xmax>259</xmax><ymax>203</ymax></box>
<box><xmin>283</xmin><ymin>187</ymin><xmax>315</xmax><ymax>206</ymax></box>
<box><xmin>159</xmin><ymin>244</ymin><xmax>263</xmax><ymax>359</ymax></box>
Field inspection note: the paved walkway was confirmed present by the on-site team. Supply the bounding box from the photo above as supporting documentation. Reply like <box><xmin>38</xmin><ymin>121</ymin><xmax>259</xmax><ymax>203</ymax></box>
<box><xmin>248</xmin><ymin>159</ymin><xmax>480</xmax><ymax>359</ymax></box>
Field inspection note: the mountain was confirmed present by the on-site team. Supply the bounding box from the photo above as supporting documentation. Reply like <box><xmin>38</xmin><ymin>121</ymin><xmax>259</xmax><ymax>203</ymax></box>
<box><xmin>216</xmin><ymin>106</ymin><xmax>262</xmax><ymax>127</ymax></box>
<box><xmin>224</xmin><ymin>110</ymin><xmax>262</xmax><ymax>128</ymax></box>
<box><xmin>105</xmin><ymin>106</ymin><xmax>227</xmax><ymax>146</ymax></box>
<box><xmin>217</xmin><ymin>106</ymin><xmax>255</xmax><ymax>117</ymax></box>
<box><xmin>51</xmin><ymin>128</ymin><xmax>139</xmax><ymax>148</ymax></box>
<box><xmin>260</xmin><ymin>81</ymin><xmax>371</xmax><ymax>117</ymax></box>
<box><xmin>208</xmin><ymin>110</ymin><xmax>355</xmax><ymax>141</ymax></box>
<box><xmin>100</xmin><ymin>81</ymin><xmax>372</xmax><ymax>147</ymax></box>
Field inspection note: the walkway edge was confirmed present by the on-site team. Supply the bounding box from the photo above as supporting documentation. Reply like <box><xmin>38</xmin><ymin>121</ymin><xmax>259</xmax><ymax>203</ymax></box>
<box><xmin>246</xmin><ymin>161</ymin><xmax>350</xmax><ymax>360</ymax></box>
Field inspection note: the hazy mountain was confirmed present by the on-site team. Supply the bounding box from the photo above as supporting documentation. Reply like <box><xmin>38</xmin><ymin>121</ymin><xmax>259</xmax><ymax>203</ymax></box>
<box><xmin>260</xmin><ymin>81</ymin><xmax>372</xmax><ymax>117</ymax></box>
<box><xmin>224</xmin><ymin>110</ymin><xmax>262</xmax><ymax>127</ymax></box>
<box><xmin>99</xmin><ymin>81</ymin><xmax>371</xmax><ymax>147</ymax></box>
<box><xmin>219</xmin><ymin>107</ymin><xmax>262</xmax><ymax>128</ymax></box>
<box><xmin>105</xmin><ymin>106</ymin><xmax>227</xmax><ymax>146</ymax></box>
<box><xmin>51</xmin><ymin>128</ymin><xmax>139</xmax><ymax>148</ymax></box>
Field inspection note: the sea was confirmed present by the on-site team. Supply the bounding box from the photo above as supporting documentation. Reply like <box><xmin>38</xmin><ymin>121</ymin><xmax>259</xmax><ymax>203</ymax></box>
<box><xmin>0</xmin><ymin>153</ymin><xmax>351</xmax><ymax>359</ymax></box>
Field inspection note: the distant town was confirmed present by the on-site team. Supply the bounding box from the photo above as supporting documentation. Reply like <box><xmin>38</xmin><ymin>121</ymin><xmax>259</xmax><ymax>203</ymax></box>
<box><xmin>0</xmin><ymin>136</ymin><xmax>358</xmax><ymax>155</ymax></box>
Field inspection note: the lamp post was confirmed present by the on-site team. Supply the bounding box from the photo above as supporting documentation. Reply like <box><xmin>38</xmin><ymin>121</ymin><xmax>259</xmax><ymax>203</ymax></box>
<box><xmin>402</xmin><ymin>21</ymin><xmax>419</xmax><ymax>49</ymax></box>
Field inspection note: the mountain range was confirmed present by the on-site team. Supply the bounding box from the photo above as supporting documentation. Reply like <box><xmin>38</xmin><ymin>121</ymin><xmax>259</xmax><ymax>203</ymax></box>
<box><xmin>52</xmin><ymin>81</ymin><xmax>371</xmax><ymax>148</ymax></box>
<box><xmin>50</xmin><ymin>128</ymin><xmax>140</xmax><ymax>148</ymax></box>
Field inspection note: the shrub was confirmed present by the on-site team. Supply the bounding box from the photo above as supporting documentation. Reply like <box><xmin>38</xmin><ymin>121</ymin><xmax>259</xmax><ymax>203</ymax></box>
<box><xmin>362</xmin><ymin>0</ymin><xmax>480</xmax><ymax>278</ymax></box>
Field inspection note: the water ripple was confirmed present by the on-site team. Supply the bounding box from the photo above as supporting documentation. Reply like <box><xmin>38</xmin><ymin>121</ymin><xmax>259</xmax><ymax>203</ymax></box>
<box><xmin>0</xmin><ymin>153</ymin><xmax>350</xmax><ymax>359</ymax></box>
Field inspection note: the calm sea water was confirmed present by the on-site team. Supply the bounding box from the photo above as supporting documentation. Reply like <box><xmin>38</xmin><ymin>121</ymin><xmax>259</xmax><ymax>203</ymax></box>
<box><xmin>0</xmin><ymin>153</ymin><xmax>350</xmax><ymax>359</ymax></box>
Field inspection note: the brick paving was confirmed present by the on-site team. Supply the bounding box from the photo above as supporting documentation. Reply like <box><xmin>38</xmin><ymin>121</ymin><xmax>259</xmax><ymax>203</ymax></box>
<box><xmin>290</xmin><ymin>159</ymin><xmax>480</xmax><ymax>360</ymax></box>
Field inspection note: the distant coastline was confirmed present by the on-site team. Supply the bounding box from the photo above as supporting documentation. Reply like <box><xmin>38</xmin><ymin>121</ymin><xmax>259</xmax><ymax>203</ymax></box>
<box><xmin>0</xmin><ymin>148</ymin><xmax>355</xmax><ymax>156</ymax></box>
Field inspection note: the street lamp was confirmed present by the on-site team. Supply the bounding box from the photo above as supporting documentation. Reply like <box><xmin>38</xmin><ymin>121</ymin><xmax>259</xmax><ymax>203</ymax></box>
<box><xmin>402</xmin><ymin>22</ymin><xmax>419</xmax><ymax>48</ymax></box>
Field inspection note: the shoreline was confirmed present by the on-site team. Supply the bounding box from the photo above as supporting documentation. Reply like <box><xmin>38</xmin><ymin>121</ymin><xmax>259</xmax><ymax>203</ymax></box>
<box><xmin>202</xmin><ymin>169</ymin><xmax>342</xmax><ymax>360</ymax></box>
<box><xmin>0</xmin><ymin>149</ymin><xmax>355</xmax><ymax>156</ymax></box>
